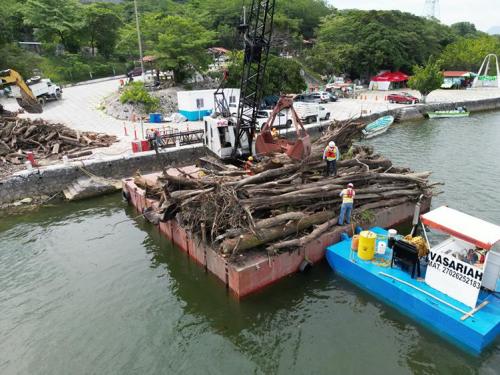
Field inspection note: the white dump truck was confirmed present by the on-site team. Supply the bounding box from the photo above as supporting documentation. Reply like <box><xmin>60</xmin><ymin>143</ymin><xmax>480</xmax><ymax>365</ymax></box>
<box><xmin>293</xmin><ymin>102</ymin><xmax>331</xmax><ymax>124</ymax></box>
<box><xmin>10</xmin><ymin>76</ymin><xmax>62</xmax><ymax>106</ymax></box>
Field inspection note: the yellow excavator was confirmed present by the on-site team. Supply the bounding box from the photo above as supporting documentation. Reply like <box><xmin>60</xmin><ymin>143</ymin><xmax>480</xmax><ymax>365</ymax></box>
<box><xmin>0</xmin><ymin>69</ymin><xmax>43</xmax><ymax>113</ymax></box>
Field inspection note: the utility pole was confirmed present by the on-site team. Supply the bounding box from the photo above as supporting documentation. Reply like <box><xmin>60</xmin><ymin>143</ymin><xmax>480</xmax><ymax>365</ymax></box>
<box><xmin>424</xmin><ymin>0</ymin><xmax>440</xmax><ymax>20</ymax></box>
<box><xmin>133</xmin><ymin>0</ymin><xmax>145</xmax><ymax>79</ymax></box>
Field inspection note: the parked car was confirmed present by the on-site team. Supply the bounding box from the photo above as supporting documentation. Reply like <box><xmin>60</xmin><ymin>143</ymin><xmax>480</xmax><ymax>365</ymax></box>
<box><xmin>387</xmin><ymin>92</ymin><xmax>419</xmax><ymax>104</ymax></box>
<box><xmin>128</xmin><ymin>67</ymin><xmax>143</xmax><ymax>77</ymax></box>
<box><xmin>294</xmin><ymin>92</ymin><xmax>328</xmax><ymax>104</ymax></box>
<box><xmin>255</xmin><ymin>109</ymin><xmax>292</xmax><ymax>131</ymax></box>
<box><xmin>293</xmin><ymin>102</ymin><xmax>331</xmax><ymax>124</ymax></box>
<box><xmin>328</xmin><ymin>92</ymin><xmax>338</xmax><ymax>102</ymax></box>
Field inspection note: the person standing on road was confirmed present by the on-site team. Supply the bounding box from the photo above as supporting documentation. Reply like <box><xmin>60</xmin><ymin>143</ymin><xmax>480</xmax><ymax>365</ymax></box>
<box><xmin>323</xmin><ymin>141</ymin><xmax>339</xmax><ymax>176</ymax></box>
<box><xmin>338</xmin><ymin>183</ymin><xmax>355</xmax><ymax>225</ymax></box>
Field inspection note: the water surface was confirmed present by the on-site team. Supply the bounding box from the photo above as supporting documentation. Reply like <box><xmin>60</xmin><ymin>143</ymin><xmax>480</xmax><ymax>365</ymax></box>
<box><xmin>1</xmin><ymin>111</ymin><xmax>500</xmax><ymax>374</ymax></box>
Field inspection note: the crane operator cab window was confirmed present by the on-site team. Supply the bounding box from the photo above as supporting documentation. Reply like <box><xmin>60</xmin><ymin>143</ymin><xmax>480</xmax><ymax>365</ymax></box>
<box><xmin>218</xmin><ymin>126</ymin><xmax>231</xmax><ymax>148</ymax></box>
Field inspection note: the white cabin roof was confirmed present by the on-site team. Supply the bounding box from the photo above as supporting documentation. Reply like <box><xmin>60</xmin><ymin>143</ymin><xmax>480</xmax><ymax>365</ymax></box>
<box><xmin>421</xmin><ymin>206</ymin><xmax>500</xmax><ymax>250</ymax></box>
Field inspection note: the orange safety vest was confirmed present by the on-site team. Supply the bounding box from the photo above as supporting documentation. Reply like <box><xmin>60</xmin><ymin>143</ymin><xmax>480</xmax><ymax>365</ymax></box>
<box><xmin>342</xmin><ymin>188</ymin><xmax>355</xmax><ymax>203</ymax></box>
<box><xmin>325</xmin><ymin>146</ymin><xmax>337</xmax><ymax>161</ymax></box>
<box><xmin>244</xmin><ymin>161</ymin><xmax>254</xmax><ymax>176</ymax></box>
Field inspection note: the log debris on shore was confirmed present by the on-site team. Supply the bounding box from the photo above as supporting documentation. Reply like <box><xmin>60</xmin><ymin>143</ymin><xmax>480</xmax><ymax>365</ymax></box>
<box><xmin>0</xmin><ymin>116</ymin><xmax>117</xmax><ymax>166</ymax></box>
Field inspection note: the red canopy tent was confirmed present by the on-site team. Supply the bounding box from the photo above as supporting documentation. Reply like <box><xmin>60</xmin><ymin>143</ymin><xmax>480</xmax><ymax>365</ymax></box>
<box><xmin>369</xmin><ymin>72</ymin><xmax>409</xmax><ymax>90</ymax></box>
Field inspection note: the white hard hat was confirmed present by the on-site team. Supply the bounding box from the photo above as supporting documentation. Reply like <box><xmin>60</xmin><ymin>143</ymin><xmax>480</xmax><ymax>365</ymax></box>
<box><xmin>328</xmin><ymin>141</ymin><xmax>335</xmax><ymax>148</ymax></box>
<box><xmin>347</xmin><ymin>183</ymin><xmax>354</xmax><ymax>187</ymax></box>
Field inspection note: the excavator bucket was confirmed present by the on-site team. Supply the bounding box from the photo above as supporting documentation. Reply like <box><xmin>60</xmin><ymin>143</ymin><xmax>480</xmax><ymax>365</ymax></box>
<box><xmin>17</xmin><ymin>98</ymin><xmax>43</xmax><ymax>114</ymax></box>
<box><xmin>285</xmin><ymin>134</ymin><xmax>311</xmax><ymax>161</ymax></box>
<box><xmin>255</xmin><ymin>96</ymin><xmax>312</xmax><ymax>161</ymax></box>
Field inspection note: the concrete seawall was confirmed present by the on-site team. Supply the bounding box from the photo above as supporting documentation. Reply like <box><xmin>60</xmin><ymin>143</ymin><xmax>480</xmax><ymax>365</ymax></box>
<box><xmin>366</xmin><ymin>96</ymin><xmax>500</xmax><ymax>123</ymax></box>
<box><xmin>0</xmin><ymin>146</ymin><xmax>205</xmax><ymax>204</ymax></box>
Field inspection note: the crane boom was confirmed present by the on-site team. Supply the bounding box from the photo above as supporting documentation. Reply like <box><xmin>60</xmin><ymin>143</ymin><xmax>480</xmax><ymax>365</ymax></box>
<box><xmin>232</xmin><ymin>0</ymin><xmax>276</xmax><ymax>156</ymax></box>
<box><xmin>0</xmin><ymin>69</ymin><xmax>43</xmax><ymax>113</ymax></box>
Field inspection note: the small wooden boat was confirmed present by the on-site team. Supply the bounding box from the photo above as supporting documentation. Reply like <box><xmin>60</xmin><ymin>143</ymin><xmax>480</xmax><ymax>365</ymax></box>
<box><xmin>427</xmin><ymin>108</ymin><xmax>470</xmax><ymax>119</ymax></box>
<box><xmin>362</xmin><ymin>115</ymin><xmax>394</xmax><ymax>139</ymax></box>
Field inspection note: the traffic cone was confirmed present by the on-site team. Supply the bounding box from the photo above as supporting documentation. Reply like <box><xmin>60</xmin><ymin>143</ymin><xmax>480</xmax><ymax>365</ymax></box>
<box><xmin>26</xmin><ymin>151</ymin><xmax>38</xmax><ymax>167</ymax></box>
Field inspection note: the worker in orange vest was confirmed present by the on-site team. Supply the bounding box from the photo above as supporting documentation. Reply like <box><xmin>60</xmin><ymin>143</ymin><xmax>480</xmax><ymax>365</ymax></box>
<box><xmin>244</xmin><ymin>156</ymin><xmax>254</xmax><ymax>176</ymax></box>
<box><xmin>271</xmin><ymin>127</ymin><xmax>279</xmax><ymax>141</ymax></box>
<box><xmin>338</xmin><ymin>183</ymin><xmax>355</xmax><ymax>225</ymax></box>
<box><xmin>323</xmin><ymin>141</ymin><xmax>339</xmax><ymax>176</ymax></box>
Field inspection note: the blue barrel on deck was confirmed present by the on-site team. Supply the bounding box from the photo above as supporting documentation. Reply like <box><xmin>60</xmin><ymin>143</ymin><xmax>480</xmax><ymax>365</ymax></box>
<box><xmin>149</xmin><ymin>113</ymin><xmax>162</xmax><ymax>123</ymax></box>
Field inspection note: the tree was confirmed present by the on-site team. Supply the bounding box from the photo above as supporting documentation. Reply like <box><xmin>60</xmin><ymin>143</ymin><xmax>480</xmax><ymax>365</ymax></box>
<box><xmin>153</xmin><ymin>16</ymin><xmax>216</xmax><ymax>80</ymax></box>
<box><xmin>226</xmin><ymin>52</ymin><xmax>306</xmax><ymax>96</ymax></box>
<box><xmin>82</xmin><ymin>3</ymin><xmax>122</xmax><ymax>58</ymax></box>
<box><xmin>408</xmin><ymin>60</ymin><xmax>443</xmax><ymax>103</ymax></box>
<box><xmin>276</xmin><ymin>0</ymin><xmax>334</xmax><ymax>39</ymax></box>
<box><xmin>23</xmin><ymin>0</ymin><xmax>84</xmax><ymax>53</ymax></box>
<box><xmin>439</xmin><ymin>36</ymin><xmax>500</xmax><ymax>71</ymax></box>
<box><xmin>451</xmin><ymin>22</ymin><xmax>482</xmax><ymax>38</ymax></box>
<box><xmin>310</xmin><ymin>10</ymin><xmax>455</xmax><ymax>79</ymax></box>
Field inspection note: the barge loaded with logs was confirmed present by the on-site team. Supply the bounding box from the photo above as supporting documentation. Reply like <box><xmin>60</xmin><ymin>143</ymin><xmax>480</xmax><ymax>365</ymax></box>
<box><xmin>122</xmin><ymin>120</ymin><xmax>437</xmax><ymax>297</ymax></box>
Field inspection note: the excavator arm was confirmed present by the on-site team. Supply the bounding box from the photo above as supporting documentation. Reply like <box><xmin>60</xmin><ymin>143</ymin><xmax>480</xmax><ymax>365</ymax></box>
<box><xmin>0</xmin><ymin>69</ymin><xmax>43</xmax><ymax>113</ymax></box>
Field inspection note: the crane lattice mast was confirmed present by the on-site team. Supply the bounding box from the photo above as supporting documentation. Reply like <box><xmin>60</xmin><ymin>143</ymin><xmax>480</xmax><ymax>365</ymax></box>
<box><xmin>232</xmin><ymin>0</ymin><xmax>276</xmax><ymax>157</ymax></box>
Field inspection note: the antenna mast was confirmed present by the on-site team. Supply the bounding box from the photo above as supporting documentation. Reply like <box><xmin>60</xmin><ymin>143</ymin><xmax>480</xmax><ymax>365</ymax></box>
<box><xmin>424</xmin><ymin>0</ymin><xmax>440</xmax><ymax>19</ymax></box>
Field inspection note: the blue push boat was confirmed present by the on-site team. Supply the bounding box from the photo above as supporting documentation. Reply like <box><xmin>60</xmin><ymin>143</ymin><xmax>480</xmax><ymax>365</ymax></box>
<box><xmin>326</xmin><ymin>224</ymin><xmax>500</xmax><ymax>354</ymax></box>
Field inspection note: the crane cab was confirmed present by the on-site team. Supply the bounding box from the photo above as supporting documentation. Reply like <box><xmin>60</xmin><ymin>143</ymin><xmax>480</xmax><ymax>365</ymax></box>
<box><xmin>203</xmin><ymin>115</ymin><xmax>250</xmax><ymax>159</ymax></box>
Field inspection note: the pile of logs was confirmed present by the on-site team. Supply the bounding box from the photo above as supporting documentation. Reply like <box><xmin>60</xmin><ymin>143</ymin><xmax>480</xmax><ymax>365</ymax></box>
<box><xmin>134</xmin><ymin>120</ymin><xmax>437</xmax><ymax>257</ymax></box>
<box><xmin>0</xmin><ymin>116</ymin><xmax>117</xmax><ymax>164</ymax></box>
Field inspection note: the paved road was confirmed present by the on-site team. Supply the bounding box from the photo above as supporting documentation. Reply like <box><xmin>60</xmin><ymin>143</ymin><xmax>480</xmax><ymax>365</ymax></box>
<box><xmin>2</xmin><ymin>78</ymin><xmax>128</xmax><ymax>137</ymax></box>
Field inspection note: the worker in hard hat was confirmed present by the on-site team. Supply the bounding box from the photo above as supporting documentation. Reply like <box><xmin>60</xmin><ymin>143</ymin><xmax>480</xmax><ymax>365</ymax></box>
<box><xmin>146</xmin><ymin>127</ymin><xmax>156</xmax><ymax>148</ymax></box>
<box><xmin>338</xmin><ymin>183</ymin><xmax>355</xmax><ymax>225</ymax></box>
<box><xmin>271</xmin><ymin>127</ymin><xmax>279</xmax><ymax>141</ymax></box>
<box><xmin>244</xmin><ymin>156</ymin><xmax>254</xmax><ymax>176</ymax></box>
<box><xmin>323</xmin><ymin>140</ymin><xmax>340</xmax><ymax>176</ymax></box>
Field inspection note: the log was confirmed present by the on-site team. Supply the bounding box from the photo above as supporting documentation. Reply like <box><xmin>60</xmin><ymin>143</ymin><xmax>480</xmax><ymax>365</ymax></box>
<box><xmin>230</xmin><ymin>164</ymin><xmax>300</xmax><ymax>189</ymax></box>
<box><xmin>67</xmin><ymin>150</ymin><xmax>93</xmax><ymax>159</ymax></box>
<box><xmin>159</xmin><ymin>173</ymin><xmax>216</xmax><ymax>191</ymax></box>
<box><xmin>221</xmin><ymin>210</ymin><xmax>335</xmax><ymax>254</ymax></box>
<box><xmin>51</xmin><ymin>143</ymin><xmax>61</xmax><ymax>154</ymax></box>
<box><xmin>58</xmin><ymin>135</ymin><xmax>83</xmax><ymax>146</ymax></box>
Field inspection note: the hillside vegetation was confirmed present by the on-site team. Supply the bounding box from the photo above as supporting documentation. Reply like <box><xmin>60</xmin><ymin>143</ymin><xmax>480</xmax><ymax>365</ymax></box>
<box><xmin>1</xmin><ymin>0</ymin><xmax>499</xmax><ymax>89</ymax></box>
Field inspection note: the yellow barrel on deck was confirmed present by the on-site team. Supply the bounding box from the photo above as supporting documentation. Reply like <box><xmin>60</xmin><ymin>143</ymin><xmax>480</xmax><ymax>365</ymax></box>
<box><xmin>358</xmin><ymin>231</ymin><xmax>377</xmax><ymax>260</ymax></box>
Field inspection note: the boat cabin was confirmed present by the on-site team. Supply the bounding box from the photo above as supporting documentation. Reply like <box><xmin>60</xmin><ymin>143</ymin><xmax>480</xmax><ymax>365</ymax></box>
<box><xmin>421</xmin><ymin>206</ymin><xmax>500</xmax><ymax>307</ymax></box>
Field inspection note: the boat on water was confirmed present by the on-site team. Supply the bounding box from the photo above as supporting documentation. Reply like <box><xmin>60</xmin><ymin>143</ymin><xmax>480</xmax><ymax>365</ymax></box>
<box><xmin>325</xmin><ymin>206</ymin><xmax>500</xmax><ymax>354</ymax></box>
<box><xmin>428</xmin><ymin>107</ymin><xmax>470</xmax><ymax>119</ymax></box>
<box><xmin>362</xmin><ymin>115</ymin><xmax>394</xmax><ymax>138</ymax></box>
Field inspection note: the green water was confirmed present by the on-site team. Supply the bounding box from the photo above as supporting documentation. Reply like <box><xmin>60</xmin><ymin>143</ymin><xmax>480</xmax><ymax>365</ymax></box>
<box><xmin>1</xmin><ymin>112</ymin><xmax>499</xmax><ymax>374</ymax></box>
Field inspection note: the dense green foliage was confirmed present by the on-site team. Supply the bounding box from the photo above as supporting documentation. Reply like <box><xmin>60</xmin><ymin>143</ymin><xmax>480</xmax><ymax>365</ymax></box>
<box><xmin>120</xmin><ymin>82</ymin><xmax>160</xmax><ymax>112</ymax></box>
<box><xmin>226</xmin><ymin>52</ymin><xmax>306</xmax><ymax>96</ymax></box>
<box><xmin>0</xmin><ymin>0</ymin><xmax>496</xmax><ymax>90</ymax></box>
<box><xmin>439</xmin><ymin>35</ymin><xmax>500</xmax><ymax>71</ymax></box>
<box><xmin>408</xmin><ymin>60</ymin><xmax>444</xmax><ymax>102</ymax></box>
<box><xmin>309</xmin><ymin>10</ymin><xmax>454</xmax><ymax>78</ymax></box>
